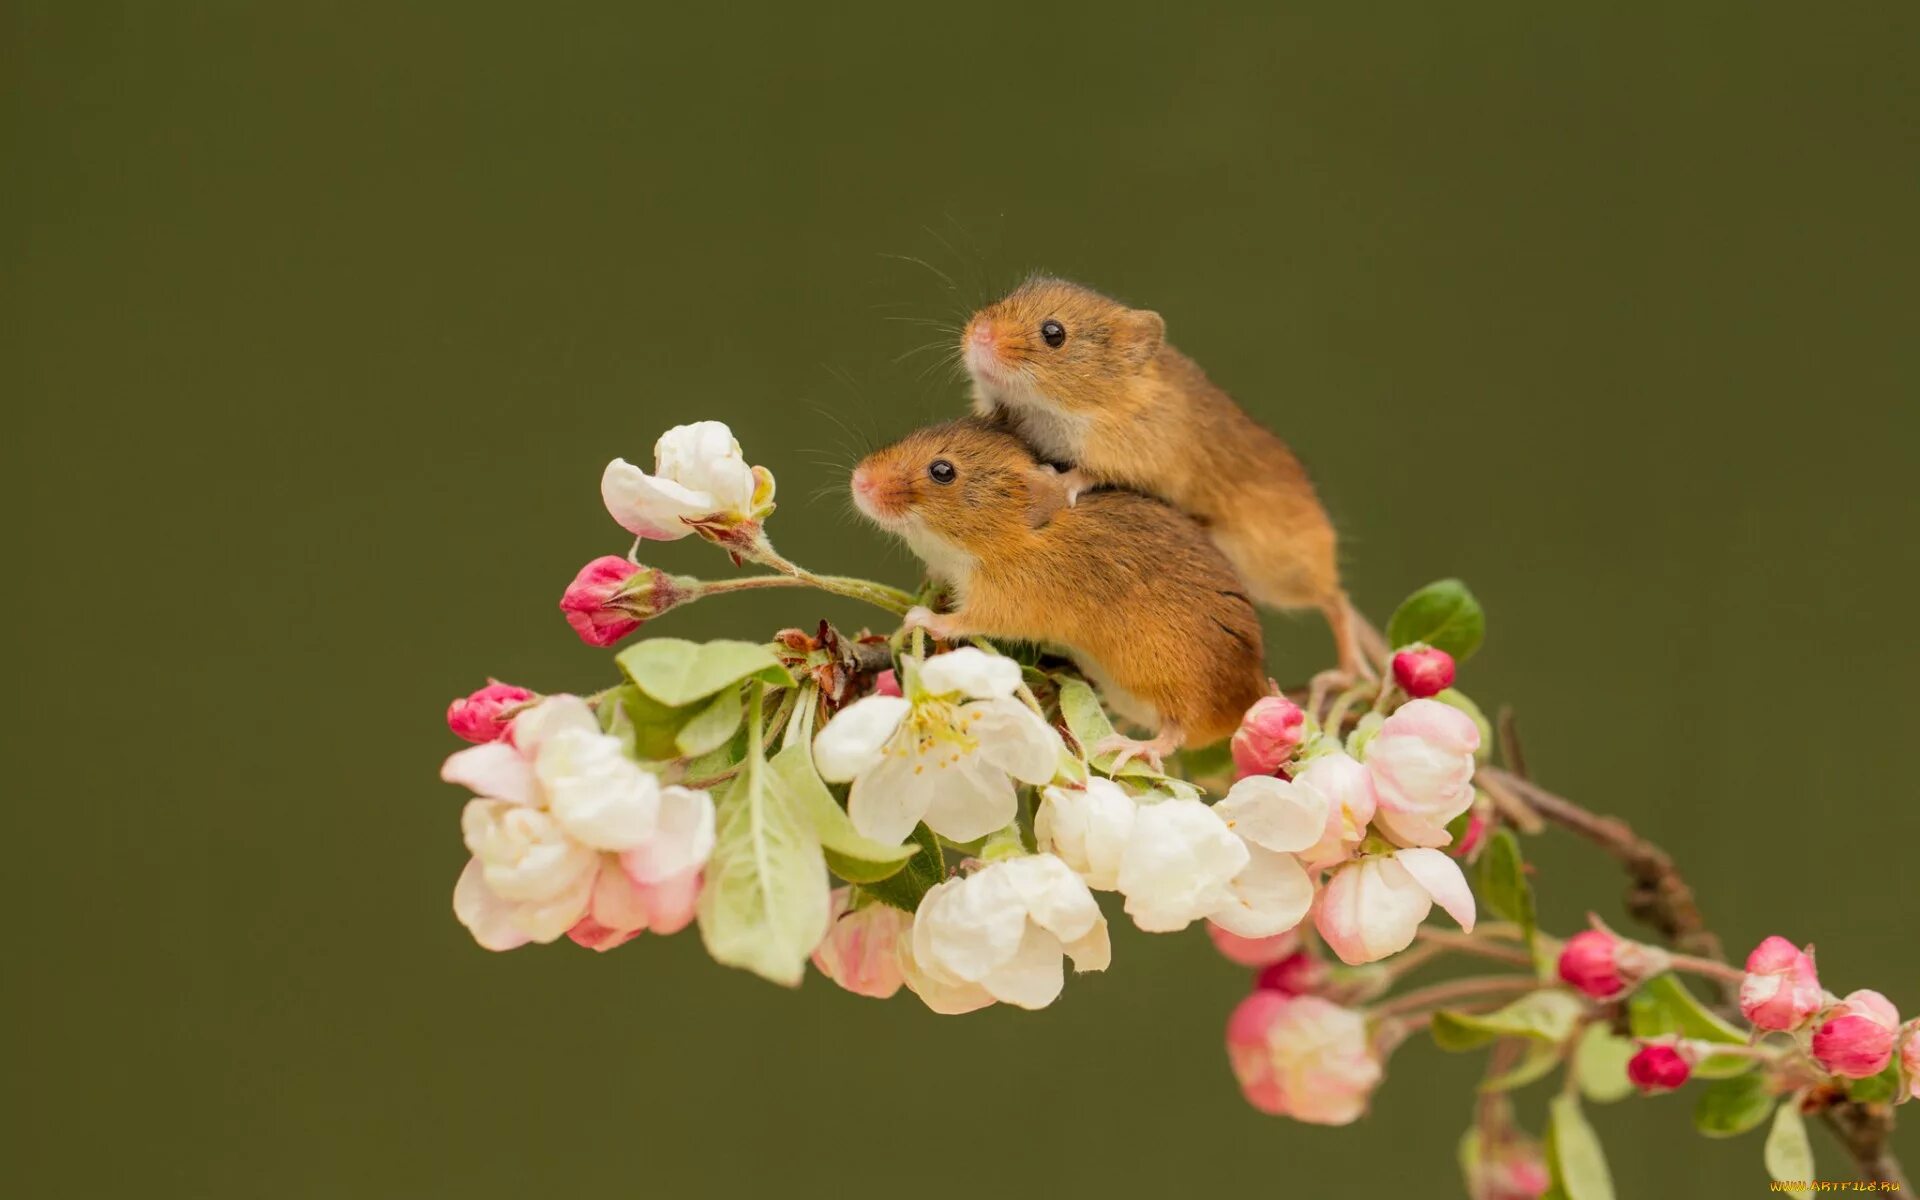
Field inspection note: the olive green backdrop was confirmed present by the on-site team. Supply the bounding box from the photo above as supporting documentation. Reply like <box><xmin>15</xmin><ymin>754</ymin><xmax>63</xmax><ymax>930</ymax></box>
<box><xmin>6</xmin><ymin>3</ymin><xmax>1915</xmax><ymax>1196</ymax></box>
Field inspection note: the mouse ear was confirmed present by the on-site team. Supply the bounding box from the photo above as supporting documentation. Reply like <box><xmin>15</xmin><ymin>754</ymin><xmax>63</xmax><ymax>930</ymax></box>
<box><xmin>1116</xmin><ymin>309</ymin><xmax>1166</xmax><ymax>367</ymax></box>
<box><xmin>1024</xmin><ymin>465</ymin><xmax>1073</xmax><ymax>529</ymax></box>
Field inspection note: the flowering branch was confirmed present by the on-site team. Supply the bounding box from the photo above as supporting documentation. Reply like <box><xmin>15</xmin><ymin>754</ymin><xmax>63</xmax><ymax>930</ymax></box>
<box><xmin>437</xmin><ymin>424</ymin><xmax>1915</xmax><ymax>1199</ymax></box>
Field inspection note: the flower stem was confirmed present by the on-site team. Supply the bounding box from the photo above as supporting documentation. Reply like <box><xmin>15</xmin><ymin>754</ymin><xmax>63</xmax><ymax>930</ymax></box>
<box><xmin>1415</xmin><ymin>928</ymin><xmax>1536</xmax><ymax>968</ymax></box>
<box><xmin>1368</xmin><ymin>974</ymin><xmax>1540</xmax><ymax>1020</ymax></box>
<box><xmin>1667</xmin><ymin>952</ymin><xmax>1745</xmax><ymax>986</ymax></box>
<box><xmin>739</xmin><ymin>536</ymin><xmax>916</xmax><ymax>614</ymax></box>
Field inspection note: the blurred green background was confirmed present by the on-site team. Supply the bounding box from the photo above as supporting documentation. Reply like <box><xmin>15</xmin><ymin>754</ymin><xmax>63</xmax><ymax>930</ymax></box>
<box><xmin>6</xmin><ymin>3</ymin><xmax>1915</xmax><ymax>1196</ymax></box>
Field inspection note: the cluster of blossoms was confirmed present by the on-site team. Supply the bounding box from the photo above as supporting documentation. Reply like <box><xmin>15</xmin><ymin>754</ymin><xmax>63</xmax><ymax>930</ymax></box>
<box><xmin>438</xmin><ymin>421</ymin><xmax>1912</xmax><ymax>1196</ymax></box>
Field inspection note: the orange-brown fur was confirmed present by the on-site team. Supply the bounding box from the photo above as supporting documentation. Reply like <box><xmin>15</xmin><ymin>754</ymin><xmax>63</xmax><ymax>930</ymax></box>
<box><xmin>852</xmin><ymin>418</ymin><xmax>1266</xmax><ymax>748</ymax></box>
<box><xmin>962</xmin><ymin>276</ymin><xmax>1368</xmax><ymax>673</ymax></box>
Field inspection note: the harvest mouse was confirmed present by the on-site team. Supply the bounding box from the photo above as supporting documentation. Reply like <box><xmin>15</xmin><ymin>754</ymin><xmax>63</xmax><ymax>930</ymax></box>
<box><xmin>850</xmin><ymin>417</ymin><xmax>1267</xmax><ymax>769</ymax></box>
<box><xmin>961</xmin><ymin>276</ymin><xmax>1380</xmax><ymax>677</ymax></box>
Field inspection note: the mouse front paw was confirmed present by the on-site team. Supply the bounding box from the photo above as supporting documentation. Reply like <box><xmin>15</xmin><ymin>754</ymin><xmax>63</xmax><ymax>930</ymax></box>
<box><xmin>902</xmin><ymin>605</ymin><xmax>963</xmax><ymax>641</ymax></box>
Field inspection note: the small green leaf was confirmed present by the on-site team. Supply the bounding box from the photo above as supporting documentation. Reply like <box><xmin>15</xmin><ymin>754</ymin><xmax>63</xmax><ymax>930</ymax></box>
<box><xmin>601</xmin><ymin>684</ymin><xmax>697</xmax><ymax>761</ymax></box>
<box><xmin>1480</xmin><ymin>1039</ymin><xmax>1565</xmax><ymax>1092</ymax></box>
<box><xmin>1694</xmin><ymin>1073</ymin><xmax>1775</xmax><ymax>1138</ymax></box>
<box><xmin>1628</xmin><ymin>973</ymin><xmax>1752</xmax><ymax>1077</ymax></box>
<box><xmin>1432</xmin><ymin>989</ymin><xmax>1586</xmax><ymax>1051</ymax></box>
<box><xmin>1845</xmin><ymin>1059</ymin><xmax>1901</xmax><ymax>1104</ymax></box>
<box><xmin>616</xmin><ymin>638</ymin><xmax>795</xmax><ymax>707</ymax></box>
<box><xmin>766</xmin><ymin>742</ymin><xmax>919</xmax><ymax>883</ymax></box>
<box><xmin>1386</xmin><ymin>578</ymin><xmax>1486</xmax><ymax>660</ymax></box>
<box><xmin>1546</xmin><ymin>1093</ymin><xmax>1616</xmax><ymax>1200</ymax></box>
<box><xmin>696</xmin><ymin>686</ymin><xmax>830</xmax><ymax>987</ymax></box>
<box><xmin>1763</xmin><ymin>1098</ymin><xmax>1814</xmax><ymax>1198</ymax></box>
<box><xmin>1474</xmin><ymin>828</ymin><xmax>1537</xmax><ymax>942</ymax></box>
<box><xmin>675</xmin><ymin>685</ymin><xmax>744</xmax><ymax>757</ymax></box>
<box><xmin>1573</xmin><ymin>1025</ymin><xmax>1638</xmax><ymax>1104</ymax></box>
<box><xmin>860</xmin><ymin>823</ymin><xmax>945</xmax><ymax>912</ymax></box>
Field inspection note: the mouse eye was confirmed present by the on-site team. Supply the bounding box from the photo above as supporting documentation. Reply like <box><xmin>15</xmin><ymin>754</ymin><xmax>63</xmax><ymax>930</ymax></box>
<box><xmin>1040</xmin><ymin>319</ymin><xmax>1066</xmax><ymax>348</ymax></box>
<box><xmin>928</xmin><ymin>459</ymin><xmax>957</xmax><ymax>485</ymax></box>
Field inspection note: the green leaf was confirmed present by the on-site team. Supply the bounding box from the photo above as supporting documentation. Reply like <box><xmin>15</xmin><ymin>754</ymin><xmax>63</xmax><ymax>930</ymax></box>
<box><xmin>1627</xmin><ymin>974</ymin><xmax>1752</xmax><ymax>1077</ymax></box>
<box><xmin>1845</xmin><ymin>1059</ymin><xmax>1902</xmax><ymax>1104</ymax></box>
<box><xmin>675</xmin><ymin>686</ymin><xmax>744</xmax><ymax>757</ymax></box>
<box><xmin>602</xmin><ymin>684</ymin><xmax>697</xmax><ymax>761</ymax></box>
<box><xmin>1480</xmin><ymin>1039</ymin><xmax>1565</xmax><ymax>1093</ymax></box>
<box><xmin>1763</xmin><ymin>1098</ymin><xmax>1814</xmax><ymax>1198</ymax></box>
<box><xmin>616</xmin><ymin>638</ymin><xmax>794</xmax><ymax>707</ymax></box>
<box><xmin>765</xmin><ymin>742</ymin><xmax>920</xmax><ymax>883</ymax></box>
<box><xmin>1054</xmin><ymin>675</ymin><xmax>1198</xmax><ymax>797</ymax></box>
<box><xmin>860</xmin><ymin>823</ymin><xmax>946</xmax><ymax>912</ymax></box>
<box><xmin>1474</xmin><ymin>828</ymin><xmax>1537</xmax><ymax>942</ymax></box>
<box><xmin>696</xmin><ymin>686</ymin><xmax>830</xmax><ymax>987</ymax></box>
<box><xmin>1694</xmin><ymin>1073</ymin><xmax>1776</xmax><ymax>1138</ymax></box>
<box><xmin>1432</xmin><ymin>989</ymin><xmax>1586</xmax><ymax>1052</ymax></box>
<box><xmin>1386</xmin><ymin>578</ymin><xmax>1486</xmax><ymax>660</ymax></box>
<box><xmin>1573</xmin><ymin>1025</ymin><xmax>1638</xmax><ymax>1104</ymax></box>
<box><xmin>1545</xmin><ymin>1093</ymin><xmax>1616</xmax><ymax>1200</ymax></box>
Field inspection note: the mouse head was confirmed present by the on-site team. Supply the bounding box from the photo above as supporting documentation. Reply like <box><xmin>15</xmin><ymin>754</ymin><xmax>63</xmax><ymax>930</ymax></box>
<box><xmin>961</xmin><ymin>276</ymin><xmax>1166</xmax><ymax>410</ymax></box>
<box><xmin>850</xmin><ymin>418</ymin><xmax>1068</xmax><ymax>555</ymax></box>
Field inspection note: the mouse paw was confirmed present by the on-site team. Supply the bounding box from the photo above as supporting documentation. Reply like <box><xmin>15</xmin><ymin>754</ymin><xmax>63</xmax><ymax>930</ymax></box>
<box><xmin>902</xmin><ymin>605</ymin><xmax>963</xmax><ymax>642</ymax></box>
<box><xmin>1057</xmin><ymin>467</ymin><xmax>1091</xmax><ymax>506</ymax></box>
<box><xmin>1091</xmin><ymin>730</ymin><xmax>1180</xmax><ymax>776</ymax></box>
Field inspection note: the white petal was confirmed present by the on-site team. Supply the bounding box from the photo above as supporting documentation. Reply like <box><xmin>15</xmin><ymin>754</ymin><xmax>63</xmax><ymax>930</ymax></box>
<box><xmin>1314</xmin><ymin>856</ymin><xmax>1432</xmax><ymax>965</ymax></box>
<box><xmin>453</xmin><ymin>858</ymin><xmax>532</xmax><ymax>951</ymax></box>
<box><xmin>1035</xmin><ymin>779</ymin><xmax>1136</xmax><ymax>891</ymax></box>
<box><xmin>509</xmin><ymin>694</ymin><xmax>600</xmax><ymax>758</ymax></box>
<box><xmin>1214</xmin><ymin>774</ymin><xmax>1327</xmax><ymax>854</ymax></box>
<box><xmin>600</xmin><ymin>457</ymin><xmax>707</xmax><ymax>540</ymax></box>
<box><xmin>1372</xmin><ymin>805</ymin><xmax>1453</xmax><ymax>849</ymax></box>
<box><xmin>507</xmin><ymin>867</ymin><xmax>596</xmax><ymax>943</ymax></box>
<box><xmin>918</xmin><ymin>868</ymin><xmax>1029</xmax><ymax>983</ymax></box>
<box><xmin>1209</xmin><ymin>846</ymin><xmax>1315</xmax><ymax>940</ymax></box>
<box><xmin>1116</xmin><ymin>800</ymin><xmax>1248</xmax><ymax>933</ymax></box>
<box><xmin>898</xmin><ymin>931</ymin><xmax>996</xmax><ymax>1014</ymax></box>
<box><xmin>980</xmin><ymin>923</ymin><xmax>1066</xmax><ymax>1009</ymax></box>
<box><xmin>585</xmin><ymin>856</ymin><xmax>655</xmax><ymax>933</ymax></box>
<box><xmin>1061</xmin><ymin>920</ymin><xmax>1112</xmax><ymax>973</ymax></box>
<box><xmin>654</xmin><ymin>421</ymin><xmax>757</xmax><ymax>513</ymax></box>
<box><xmin>968</xmin><ymin>698</ymin><xmax>1066</xmax><ymax>785</ymax></box>
<box><xmin>918</xmin><ymin>647</ymin><xmax>1021</xmax><ymax>700</ymax></box>
<box><xmin>917</xmin><ymin>754</ymin><xmax>1018</xmax><ymax>844</ymax></box>
<box><xmin>999</xmin><ymin>854</ymin><xmax>1103</xmax><ymax>944</ymax></box>
<box><xmin>814</xmin><ymin>696</ymin><xmax>911</xmax><ymax>782</ymax></box>
<box><xmin>619</xmin><ymin>785</ymin><xmax>716</xmax><ymax>883</ymax></box>
<box><xmin>847</xmin><ymin>745</ymin><xmax>933</xmax><ymax>844</ymax></box>
<box><xmin>441</xmin><ymin>742</ymin><xmax>535</xmax><ymax>806</ymax></box>
<box><xmin>1395</xmin><ymin>847</ymin><xmax>1476</xmax><ymax>932</ymax></box>
<box><xmin>538</xmin><ymin>729</ymin><xmax>664</xmax><ymax>850</ymax></box>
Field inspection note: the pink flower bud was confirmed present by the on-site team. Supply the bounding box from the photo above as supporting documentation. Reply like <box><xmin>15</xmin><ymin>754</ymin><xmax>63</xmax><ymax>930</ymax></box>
<box><xmin>1738</xmin><ymin>936</ymin><xmax>1824</xmax><ymax>1032</ymax></box>
<box><xmin>1626</xmin><ymin>1041</ymin><xmax>1696</xmax><ymax>1094</ymax></box>
<box><xmin>559</xmin><ymin>557</ymin><xmax>682</xmax><ymax>647</ymax></box>
<box><xmin>1555</xmin><ymin>925</ymin><xmax>1671</xmax><ymax>1000</ymax></box>
<box><xmin>1812</xmin><ymin>990</ymin><xmax>1900</xmax><ymax>1079</ymax></box>
<box><xmin>446</xmin><ymin>681</ymin><xmax>535</xmax><ymax>743</ymax></box>
<box><xmin>1231</xmin><ymin>695</ymin><xmax>1307</xmax><ymax>780</ymax></box>
<box><xmin>1481</xmin><ymin>1158</ymin><xmax>1551</xmax><ymax>1200</ymax></box>
<box><xmin>1449</xmin><ymin>806</ymin><xmax>1490</xmax><ymax>860</ymax></box>
<box><xmin>1391</xmin><ymin>645</ymin><xmax>1456</xmax><ymax>698</ymax></box>
<box><xmin>1255</xmin><ymin>951</ymin><xmax>1327</xmax><ymax>997</ymax></box>
<box><xmin>873</xmin><ymin>669</ymin><xmax>902</xmax><ymax>698</ymax></box>
<box><xmin>1206</xmin><ymin>923</ymin><xmax>1300</xmax><ymax>968</ymax></box>
<box><xmin>811</xmin><ymin>887</ymin><xmax>909</xmax><ymax>999</ymax></box>
<box><xmin>1226</xmin><ymin>991</ymin><xmax>1383</xmax><ymax>1125</ymax></box>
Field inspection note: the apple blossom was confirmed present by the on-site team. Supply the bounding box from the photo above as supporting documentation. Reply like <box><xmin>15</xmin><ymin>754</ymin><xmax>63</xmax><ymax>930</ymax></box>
<box><xmin>1264</xmin><ymin>750</ymin><xmax>1377</xmax><ymax>871</ymax></box>
<box><xmin>906</xmin><ymin>854</ymin><xmax>1111</xmax><ymax>1011</ymax></box>
<box><xmin>814</xmin><ymin>647</ymin><xmax>1064</xmax><ymax>844</ymax></box>
<box><xmin>1739</xmin><ymin>935</ymin><xmax>1824</xmax><ymax>1032</ymax></box>
<box><xmin>812</xmin><ymin>887</ymin><xmax>909</xmax><ymax>999</ymax></box>
<box><xmin>1470</xmin><ymin>1140</ymin><xmax>1551</xmax><ymax>1200</ymax></box>
<box><xmin>1391</xmin><ymin>645</ymin><xmax>1456</xmax><ymax>698</ymax></box>
<box><xmin>1230</xmin><ymin>694</ymin><xmax>1307</xmax><ymax>780</ymax></box>
<box><xmin>1314</xmin><ymin>847</ymin><xmax>1476</xmax><ymax>966</ymax></box>
<box><xmin>1034</xmin><ymin>777</ymin><xmax>1136</xmax><ymax>890</ymax></box>
<box><xmin>1902</xmin><ymin>1021</ymin><xmax>1919</xmax><ymax>1102</ymax></box>
<box><xmin>1365</xmin><ymin>698</ymin><xmax>1481</xmax><ymax>848</ymax></box>
<box><xmin>1115</xmin><ymin>798</ymin><xmax>1251</xmax><ymax>932</ymax></box>
<box><xmin>1225</xmin><ymin>990</ymin><xmax>1383</xmax><ymax>1124</ymax></box>
<box><xmin>567</xmin><ymin>854</ymin><xmax>702</xmax><ymax>951</ymax></box>
<box><xmin>1556</xmin><ymin>927</ymin><xmax>1671</xmax><ymax>1000</ymax></box>
<box><xmin>446</xmin><ymin>681</ymin><xmax>535</xmax><ymax>744</ymax></box>
<box><xmin>1207</xmin><ymin>923</ymin><xmax>1301</xmax><ymax>968</ymax></box>
<box><xmin>872</xmin><ymin>668</ymin><xmax>902</xmax><ymax>697</ymax></box>
<box><xmin>442</xmin><ymin>695</ymin><xmax>714</xmax><ymax>950</ymax></box>
<box><xmin>1812</xmin><ymin>990</ymin><xmax>1901</xmax><ymax>1079</ymax></box>
<box><xmin>601</xmin><ymin>421</ymin><xmax>774</xmax><ymax>541</ymax></box>
<box><xmin>559</xmin><ymin>558</ymin><xmax>688</xmax><ymax>647</ymax></box>
<box><xmin>1626</xmin><ymin>1040</ymin><xmax>1696</xmax><ymax>1094</ymax></box>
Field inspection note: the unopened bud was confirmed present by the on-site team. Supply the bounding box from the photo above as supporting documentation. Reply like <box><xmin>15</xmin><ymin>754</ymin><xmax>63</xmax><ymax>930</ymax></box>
<box><xmin>1811</xmin><ymin>990</ymin><xmax>1900</xmax><ymax>1079</ymax></box>
<box><xmin>1626</xmin><ymin>1040</ymin><xmax>1697</xmax><ymax>1094</ymax></box>
<box><xmin>1391</xmin><ymin>644</ymin><xmax>1456</xmax><ymax>698</ymax></box>
<box><xmin>1231</xmin><ymin>695</ymin><xmax>1307</xmax><ymax>780</ymax></box>
<box><xmin>558</xmin><ymin>557</ymin><xmax>684</xmax><ymax>647</ymax></box>
<box><xmin>446</xmin><ymin>681</ymin><xmax>536</xmax><ymax>744</ymax></box>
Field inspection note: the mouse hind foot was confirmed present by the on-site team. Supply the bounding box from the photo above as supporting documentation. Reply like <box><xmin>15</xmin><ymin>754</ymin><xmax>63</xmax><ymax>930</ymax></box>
<box><xmin>1091</xmin><ymin>727</ymin><xmax>1183</xmax><ymax>776</ymax></box>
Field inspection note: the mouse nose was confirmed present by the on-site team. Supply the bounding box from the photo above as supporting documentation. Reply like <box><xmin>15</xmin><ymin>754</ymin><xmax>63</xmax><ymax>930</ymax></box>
<box><xmin>966</xmin><ymin>319</ymin><xmax>996</xmax><ymax>351</ymax></box>
<box><xmin>850</xmin><ymin>466</ymin><xmax>874</xmax><ymax>496</ymax></box>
